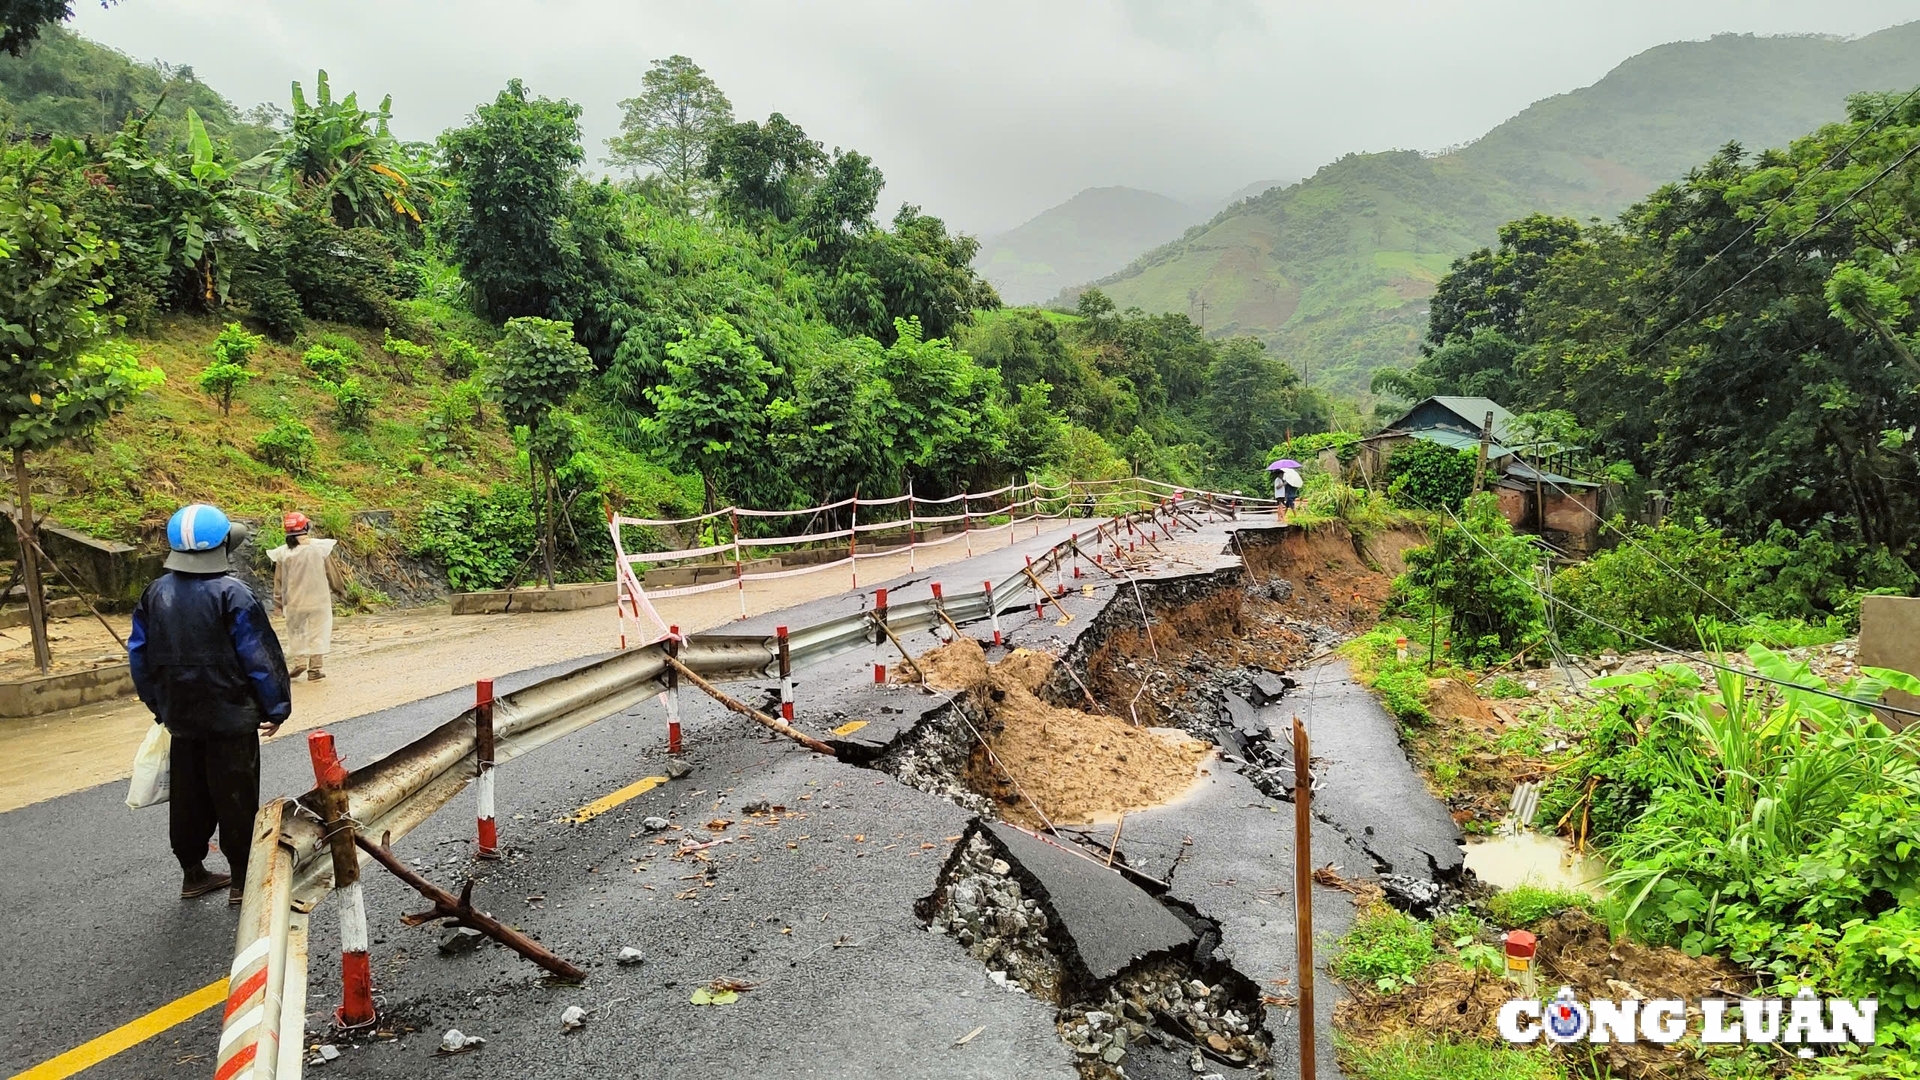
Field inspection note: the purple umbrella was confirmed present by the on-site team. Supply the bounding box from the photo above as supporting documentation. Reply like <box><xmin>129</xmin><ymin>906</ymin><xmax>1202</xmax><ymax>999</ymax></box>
<box><xmin>1267</xmin><ymin>459</ymin><xmax>1302</xmax><ymax>471</ymax></box>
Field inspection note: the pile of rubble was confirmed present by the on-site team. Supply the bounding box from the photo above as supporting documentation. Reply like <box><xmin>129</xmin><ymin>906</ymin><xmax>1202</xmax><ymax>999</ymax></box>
<box><xmin>1059</xmin><ymin>962</ymin><xmax>1267</xmax><ymax>1079</ymax></box>
<box><xmin>926</xmin><ymin>834</ymin><xmax>1064</xmax><ymax>1002</ymax></box>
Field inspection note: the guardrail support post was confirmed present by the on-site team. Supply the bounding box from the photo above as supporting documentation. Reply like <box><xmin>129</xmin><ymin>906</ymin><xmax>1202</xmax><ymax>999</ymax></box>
<box><xmin>777</xmin><ymin>625</ymin><xmax>794</xmax><ymax>723</ymax></box>
<box><xmin>984</xmin><ymin>580</ymin><xmax>1002</xmax><ymax>646</ymax></box>
<box><xmin>475</xmin><ymin>679</ymin><xmax>499</xmax><ymax>861</ymax></box>
<box><xmin>665</xmin><ymin>626</ymin><xmax>683</xmax><ymax>754</ymax></box>
<box><xmin>873</xmin><ymin>588</ymin><xmax>889</xmax><ymax>683</ymax></box>
<box><xmin>308</xmin><ymin>731</ymin><xmax>375</xmax><ymax>1029</ymax></box>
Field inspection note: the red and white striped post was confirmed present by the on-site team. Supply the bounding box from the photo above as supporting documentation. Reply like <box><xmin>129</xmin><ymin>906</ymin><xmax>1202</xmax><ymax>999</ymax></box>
<box><xmin>475</xmin><ymin>679</ymin><xmax>499</xmax><ymax>860</ymax></box>
<box><xmin>664</xmin><ymin>626</ymin><xmax>683</xmax><ymax>754</ymax></box>
<box><xmin>308</xmin><ymin>731</ymin><xmax>375</xmax><ymax>1028</ymax></box>
<box><xmin>932</xmin><ymin>582</ymin><xmax>950</xmax><ymax>640</ymax></box>
<box><xmin>905</xmin><ymin>481</ymin><xmax>917</xmax><ymax>573</ymax></box>
<box><xmin>962</xmin><ymin>496</ymin><xmax>974</xmax><ymax>558</ymax></box>
<box><xmin>776</xmin><ymin>625</ymin><xmax>795</xmax><ymax>722</ymax></box>
<box><xmin>985</xmin><ymin>579</ymin><xmax>1002</xmax><ymax>646</ymax></box>
<box><xmin>872</xmin><ymin>588</ymin><xmax>889</xmax><ymax>684</ymax></box>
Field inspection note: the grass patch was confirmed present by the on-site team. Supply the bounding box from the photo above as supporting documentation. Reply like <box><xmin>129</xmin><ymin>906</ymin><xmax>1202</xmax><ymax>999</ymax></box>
<box><xmin>1338</xmin><ymin>1034</ymin><xmax>1564</xmax><ymax>1080</ymax></box>
<box><xmin>1485</xmin><ymin>885</ymin><xmax>1590</xmax><ymax>928</ymax></box>
<box><xmin>1332</xmin><ymin>903</ymin><xmax>1436</xmax><ymax>993</ymax></box>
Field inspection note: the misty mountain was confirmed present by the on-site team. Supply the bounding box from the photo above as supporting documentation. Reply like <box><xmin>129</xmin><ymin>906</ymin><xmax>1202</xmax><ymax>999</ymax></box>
<box><xmin>1068</xmin><ymin>23</ymin><xmax>1920</xmax><ymax>394</ymax></box>
<box><xmin>972</xmin><ymin>179</ymin><xmax>1290</xmax><ymax>306</ymax></box>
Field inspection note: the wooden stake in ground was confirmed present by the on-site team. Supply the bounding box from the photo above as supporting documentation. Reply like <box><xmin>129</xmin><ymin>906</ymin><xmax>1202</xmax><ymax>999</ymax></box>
<box><xmin>11</xmin><ymin>449</ymin><xmax>50</xmax><ymax>673</ymax></box>
<box><xmin>1021</xmin><ymin>565</ymin><xmax>1073</xmax><ymax>623</ymax></box>
<box><xmin>662</xmin><ymin>654</ymin><xmax>836</xmax><ymax>755</ymax></box>
<box><xmin>1292</xmin><ymin>716</ymin><xmax>1316</xmax><ymax>1079</ymax></box>
<box><xmin>1472</xmin><ymin>410</ymin><xmax>1494</xmax><ymax>495</ymax></box>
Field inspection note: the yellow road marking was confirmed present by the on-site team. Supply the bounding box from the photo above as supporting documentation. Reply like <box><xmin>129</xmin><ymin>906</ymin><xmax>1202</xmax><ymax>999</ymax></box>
<box><xmin>10</xmin><ymin>978</ymin><xmax>226</xmax><ymax>1080</ymax></box>
<box><xmin>831</xmin><ymin>720</ymin><xmax>869</xmax><ymax>736</ymax></box>
<box><xmin>568</xmin><ymin>776</ymin><xmax>668</xmax><ymax>824</ymax></box>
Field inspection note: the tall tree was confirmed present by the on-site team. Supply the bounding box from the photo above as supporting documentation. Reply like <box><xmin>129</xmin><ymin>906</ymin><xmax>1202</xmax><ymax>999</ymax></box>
<box><xmin>269</xmin><ymin>70</ymin><xmax>440</xmax><ymax>232</ymax></box>
<box><xmin>641</xmin><ymin>316</ymin><xmax>777</xmax><ymax>512</ymax></box>
<box><xmin>0</xmin><ymin>140</ymin><xmax>162</xmax><ymax>669</ymax></box>
<box><xmin>440</xmin><ymin>80</ymin><xmax>583</xmax><ymax>320</ymax></box>
<box><xmin>1204</xmin><ymin>337</ymin><xmax>1328</xmax><ymax>474</ymax></box>
<box><xmin>605</xmin><ymin>55</ymin><xmax>732</xmax><ymax>206</ymax></box>
<box><xmin>702</xmin><ymin>113</ymin><xmax>824</xmax><ymax>225</ymax></box>
<box><xmin>486</xmin><ymin>316</ymin><xmax>593</xmax><ymax>587</ymax></box>
<box><xmin>0</xmin><ymin>0</ymin><xmax>111</xmax><ymax>56</ymax></box>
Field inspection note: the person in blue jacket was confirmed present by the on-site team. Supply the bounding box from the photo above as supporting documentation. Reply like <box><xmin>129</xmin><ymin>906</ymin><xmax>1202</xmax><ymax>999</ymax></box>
<box><xmin>129</xmin><ymin>504</ymin><xmax>292</xmax><ymax>904</ymax></box>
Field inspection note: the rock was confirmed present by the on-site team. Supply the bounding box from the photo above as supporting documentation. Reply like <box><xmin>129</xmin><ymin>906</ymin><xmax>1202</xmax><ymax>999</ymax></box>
<box><xmin>317</xmin><ymin>1044</ymin><xmax>340</xmax><ymax>1062</ymax></box>
<box><xmin>438</xmin><ymin>927</ymin><xmax>483</xmax><ymax>955</ymax></box>
<box><xmin>989</xmin><ymin>858</ymin><xmax>1010</xmax><ymax>876</ymax></box>
<box><xmin>642</xmin><ymin>816</ymin><xmax>672</xmax><ymax>832</ymax></box>
<box><xmin>1206</xmin><ymin>1034</ymin><xmax>1231</xmax><ymax>1052</ymax></box>
<box><xmin>561</xmin><ymin>1005</ymin><xmax>588</xmax><ymax>1031</ymax></box>
<box><xmin>440</xmin><ymin>1029</ymin><xmax>484</xmax><ymax>1053</ymax></box>
<box><xmin>664</xmin><ymin>759</ymin><xmax>692</xmax><ymax>779</ymax></box>
<box><xmin>1188</xmin><ymin>980</ymin><xmax>1210</xmax><ymax>997</ymax></box>
<box><xmin>1103</xmin><ymin>1045</ymin><xmax>1127</xmax><ymax>1064</ymax></box>
<box><xmin>1085</xmin><ymin>1010</ymin><xmax>1114</xmax><ymax>1031</ymax></box>
<box><xmin>741</xmin><ymin>798</ymin><xmax>772</xmax><ymax>814</ymax></box>
<box><xmin>617</xmin><ymin>946</ymin><xmax>645</xmax><ymax>965</ymax></box>
<box><xmin>1190</xmin><ymin>1048</ymin><xmax>1208</xmax><ymax>1073</ymax></box>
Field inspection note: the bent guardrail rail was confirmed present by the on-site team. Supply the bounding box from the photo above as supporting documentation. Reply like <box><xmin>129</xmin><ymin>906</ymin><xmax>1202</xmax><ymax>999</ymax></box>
<box><xmin>214</xmin><ymin>503</ymin><xmax>1209</xmax><ymax>1078</ymax></box>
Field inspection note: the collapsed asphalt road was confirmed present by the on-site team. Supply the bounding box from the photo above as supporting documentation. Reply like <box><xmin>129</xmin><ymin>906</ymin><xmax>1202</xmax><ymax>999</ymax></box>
<box><xmin>0</xmin><ymin>515</ymin><xmax>1462</xmax><ymax>1080</ymax></box>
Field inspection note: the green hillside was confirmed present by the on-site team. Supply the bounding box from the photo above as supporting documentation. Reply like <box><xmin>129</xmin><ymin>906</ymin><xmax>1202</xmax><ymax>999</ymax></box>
<box><xmin>1073</xmin><ymin>23</ymin><xmax>1920</xmax><ymax>395</ymax></box>
<box><xmin>975</xmin><ymin>186</ymin><xmax>1209</xmax><ymax>305</ymax></box>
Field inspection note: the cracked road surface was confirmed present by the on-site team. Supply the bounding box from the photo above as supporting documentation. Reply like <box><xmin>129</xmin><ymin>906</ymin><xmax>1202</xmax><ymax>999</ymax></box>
<box><xmin>0</xmin><ymin>517</ymin><xmax>1460</xmax><ymax>1080</ymax></box>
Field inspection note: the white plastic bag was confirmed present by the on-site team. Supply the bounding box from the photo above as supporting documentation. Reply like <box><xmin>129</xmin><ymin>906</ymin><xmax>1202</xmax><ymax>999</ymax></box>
<box><xmin>127</xmin><ymin>723</ymin><xmax>171</xmax><ymax>809</ymax></box>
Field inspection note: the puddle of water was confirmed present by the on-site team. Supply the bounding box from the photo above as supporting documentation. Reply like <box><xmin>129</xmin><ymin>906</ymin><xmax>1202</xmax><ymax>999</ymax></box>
<box><xmin>1464</xmin><ymin>831</ymin><xmax>1609</xmax><ymax>896</ymax></box>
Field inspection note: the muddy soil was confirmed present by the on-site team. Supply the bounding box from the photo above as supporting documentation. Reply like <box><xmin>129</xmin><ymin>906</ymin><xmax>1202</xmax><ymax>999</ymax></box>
<box><xmin>899</xmin><ymin>639</ymin><xmax>1211</xmax><ymax>828</ymax></box>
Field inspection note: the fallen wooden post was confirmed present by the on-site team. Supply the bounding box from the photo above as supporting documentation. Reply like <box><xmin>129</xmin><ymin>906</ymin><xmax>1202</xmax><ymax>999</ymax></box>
<box><xmin>1021</xmin><ymin>565</ymin><xmax>1074</xmax><ymax>623</ymax></box>
<box><xmin>662</xmin><ymin>654</ymin><xmax>837</xmax><ymax>755</ymax></box>
<box><xmin>357</xmin><ymin>832</ymin><xmax>586</xmax><ymax>983</ymax></box>
<box><xmin>1292</xmin><ymin>716</ymin><xmax>1316</xmax><ymax>1079</ymax></box>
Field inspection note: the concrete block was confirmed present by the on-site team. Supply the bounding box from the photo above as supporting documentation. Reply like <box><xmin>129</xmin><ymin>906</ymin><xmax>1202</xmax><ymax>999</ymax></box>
<box><xmin>1860</xmin><ymin>595</ymin><xmax>1920</xmax><ymax>729</ymax></box>
<box><xmin>450</xmin><ymin>581</ymin><xmax>618</xmax><ymax>615</ymax></box>
<box><xmin>0</xmin><ymin>662</ymin><xmax>134</xmax><ymax>717</ymax></box>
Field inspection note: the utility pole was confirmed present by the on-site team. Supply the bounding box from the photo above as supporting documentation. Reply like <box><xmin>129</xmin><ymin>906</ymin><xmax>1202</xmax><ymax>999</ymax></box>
<box><xmin>1472</xmin><ymin>410</ymin><xmax>1494</xmax><ymax>496</ymax></box>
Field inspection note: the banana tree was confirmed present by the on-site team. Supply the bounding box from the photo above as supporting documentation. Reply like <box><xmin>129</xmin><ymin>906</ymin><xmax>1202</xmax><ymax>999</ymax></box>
<box><xmin>269</xmin><ymin>70</ymin><xmax>442</xmax><ymax>231</ymax></box>
<box><xmin>100</xmin><ymin>108</ymin><xmax>271</xmax><ymax>306</ymax></box>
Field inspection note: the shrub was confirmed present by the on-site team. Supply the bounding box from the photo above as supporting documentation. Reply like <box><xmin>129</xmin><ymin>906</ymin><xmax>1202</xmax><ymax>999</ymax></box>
<box><xmin>254</xmin><ymin>418</ymin><xmax>318</xmax><ymax>475</ymax></box>
<box><xmin>312</xmin><ymin>332</ymin><xmax>364</xmax><ymax>365</ymax></box>
<box><xmin>1331</xmin><ymin>903</ymin><xmax>1435</xmax><ymax>992</ymax></box>
<box><xmin>1400</xmin><ymin>493</ymin><xmax>1544</xmax><ymax>664</ymax></box>
<box><xmin>443</xmin><ymin>337</ymin><xmax>486</xmax><ymax>378</ymax></box>
<box><xmin>329</xmin><ymin>377</ymin><xmax>376</xmax><ymax>432</ymax></box>
<box><xmin>197</xmin><ymin>362</ymin><xmax>253</xmax><ymax>416</ymax></box>
<box><xmin>383</xmin><ymin>329</ymin><xmax>433</xmax><ymax>365</ymax></box>
<box><xmin>1385</xmin><ymin>439</ymin><xmax>1477</xmax><ymax>511</ymax></box>
<box><xmin>1485</xmin><ymin>885</ymin><xmax>1590</xmax><ymax>928</ymax></box>
<box><xmin>424</xmin><ymin>379</ymin><xmax>487</xmax><ymax>457</ymax></box>
<box><xmin>1551</xmin><ymin>519</ymin><xmax>1743</xmax><ymax>651</ymax></box>
<box><xmin>301</xmin><ymin>343</ymin><xmax>351</xmax><ymax>384</ymax></box>
<box><xmin>407</xmin><ymin>486</ymin><xmax>535</xmax><ymax>592</ymax></box>
<box><xmin>1373</xmin><ymin>667</ymin><xmax>1431</xmax><ymax>725</ymax></box>
<box><xmin>1487</xmin><ymin>675</ymin><xmax>1530</xmax><ymax>699</ymax></box>
<box><xmin>210</xmin><ymin>321</ymin><xmax>263</xmax><ymax>367</ymax></box>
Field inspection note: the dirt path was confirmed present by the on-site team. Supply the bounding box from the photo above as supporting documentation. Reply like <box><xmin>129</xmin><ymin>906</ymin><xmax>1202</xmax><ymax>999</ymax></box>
<box><xmin>0</xmin><ymin>525</ymin><xmax>1052</xmax><ymax>812</ymax></box>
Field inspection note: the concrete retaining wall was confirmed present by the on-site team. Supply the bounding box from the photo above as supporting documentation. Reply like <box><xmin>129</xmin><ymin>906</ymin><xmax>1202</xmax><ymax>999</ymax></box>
<box><xmin>0</xmin><ymin>662</ymin><xmax>134</xmax><ymax>717</ymax></box>
<box><xmin>1860</xmin><ymin>595</ymin><xmax>1920</xmax><ymax>729</ymax></box>
<box><xmin>450</xmin><ymin>581</ymin><xmax>618</xmax><ymax>615</ymax></box>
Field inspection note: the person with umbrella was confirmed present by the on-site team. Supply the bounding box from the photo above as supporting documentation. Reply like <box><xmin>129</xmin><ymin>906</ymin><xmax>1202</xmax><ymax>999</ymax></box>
<box><xmin>1269</xmin><ymin>459</ymin><xmax>1304</xmax><ymax>522</ymax></box>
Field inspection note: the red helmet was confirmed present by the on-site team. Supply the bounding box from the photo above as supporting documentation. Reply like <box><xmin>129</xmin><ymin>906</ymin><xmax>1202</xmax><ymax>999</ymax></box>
<box><xmin>283</xmin><ymin>511</ymin><xmax>311</xmax><ymax>535</ymax></box>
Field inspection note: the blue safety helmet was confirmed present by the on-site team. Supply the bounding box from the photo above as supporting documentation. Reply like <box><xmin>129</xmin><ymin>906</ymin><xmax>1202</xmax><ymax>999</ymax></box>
<box><xmin>164</xmin><ymin>504</ymin><xmax>246</xmax><ymax>573</ymax></box>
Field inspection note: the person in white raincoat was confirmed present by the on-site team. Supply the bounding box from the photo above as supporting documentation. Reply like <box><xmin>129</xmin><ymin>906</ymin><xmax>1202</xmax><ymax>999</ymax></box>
<box><xmin>267</xmin><ymin>511</ymin><xmax>342</xmax><ymax>680</ymax></box>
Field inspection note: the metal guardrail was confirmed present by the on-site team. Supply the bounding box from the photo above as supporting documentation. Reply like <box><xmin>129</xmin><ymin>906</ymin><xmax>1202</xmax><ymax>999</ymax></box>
<box><xmin>212</xmin><ymin>502</ymin><xmax>1211</xmax><ymax>1078</ymax></box>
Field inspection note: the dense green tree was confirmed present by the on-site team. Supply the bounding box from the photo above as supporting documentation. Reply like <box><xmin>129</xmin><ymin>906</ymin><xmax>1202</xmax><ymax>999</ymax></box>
<box><xmin>1424</xmin><ymin>214</ymin><xmax>1584</xmax><ymax>349</ymax></box>
<box><xmin>605</xmin><ymin>55</ymin><xmax>732</xmax><ymax>205</ymax></box>
<box><xmin>702</xmin><ymin>113</ymin><xmax>825</xmax><ymax>225</ymax></box>
<box><xmin>486</xmin><ymin>316</ymin><xmax>594</xmax><ymax>585</ymax></box>
<box><xmin>1204</xmin><ymin>337</ymin><xmax>1329</xmax><ymax>474</ymax></box>
<box><xmin>0</xmin><ymin>139</ymin><xmax>160</xmax><ymax>668</ymax></box>
<box><xmin>871</xmin><ymin>318</ymin><xmax>1007</xmax><ymax>494</ymax></box>
<box><xmin>1004</xmin><ymin>381</ymin><xmax>1068</xmax><ymax>474</ymax></box>
<box><xmin>440</xmin><ymin>80</ymin><xmax>583</xmax><ymax>320</ymax></box>
<box><xmin>0</xmin><ymin>0</ymin><xmax>109</xmax><ymax>56</ymax></box>
<box><xmin>766</xmin><ymin>336</ymin><xmax>887</xmax><ymax>505</ymax></box>
<box><xmin>641</xmin><ymin>316</ymin><xmax>777</xmax><ymax>511</ymax></box>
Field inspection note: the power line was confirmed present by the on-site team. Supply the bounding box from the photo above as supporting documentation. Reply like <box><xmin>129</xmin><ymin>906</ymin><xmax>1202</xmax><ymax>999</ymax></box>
<box><xmin>1629</xmin><ymin>131</ymin><xmax>1920</xmax><ymax>362</ymax></box>
<box><xmin>1655</xmin><ymin>84</ymin><xmax>1920</xmax><ymax>311</ymax></box>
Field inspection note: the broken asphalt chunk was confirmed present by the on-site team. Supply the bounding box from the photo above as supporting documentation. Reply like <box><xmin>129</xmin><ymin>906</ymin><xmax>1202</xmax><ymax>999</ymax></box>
<box><xmin>664</xmin><ymin>759</ymin><xmax>692</xmax><ymax>779</ymax></box>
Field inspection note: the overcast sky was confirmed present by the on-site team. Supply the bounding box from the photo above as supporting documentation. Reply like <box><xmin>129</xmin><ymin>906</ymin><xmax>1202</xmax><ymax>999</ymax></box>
<box><xmin>69</xmin><ymin>0</ymin><xmax>1920</xmax><ymax>235</ymax></box>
